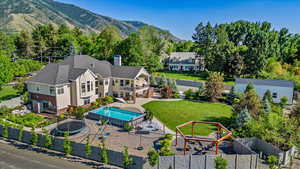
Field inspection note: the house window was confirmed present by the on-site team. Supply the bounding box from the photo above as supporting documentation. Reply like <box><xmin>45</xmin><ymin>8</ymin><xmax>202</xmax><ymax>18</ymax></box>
<box><xmin>81</xmin><ymin>83</ymin><xmax>86</xmax><ymax>93</ymax></box>
<box><xmin>36</xmin><ymin>86</ymin><xmax>40</xmax><ymax>92</ymax></box>
<box><xmin>95</xmin><ymin>88</ymin><xmax>99</xmax><ymax>95</ymax></box>
<box><xmin>126</xmin><ymin>80</ymin><xmax>130</xmax><ymax>86</ymax></box>
<box><xmin>91</xmin><ymin>81</ymin><xmax>93</xmax><ymax>91</ymax></box>
<box><xmin>120</xmin><ymin>92</ymin><xmax>124</xmax><ymax>98</ymax></box>
<box><xmin>84</xmin><ymin>98</ymin><xmax>90</xmax><ymax>105</ymax></box>
<box><xmin>50</xmin><ymin>87</ymin><xmax>55</xmax><ymax>95</ymax></box>
<box><xmin>87</xmin><ymin>81</ymin><xmax>91</xmax><ymax>92</ymax></box>
<box><xmin>105</xmin><ymin>80</ymin><xmax>109</xmax><ymax>85</ymax></box>
<box><xmin>272</xmin><ymin>92</ymin><xmax>278</xmax><ymax>98</ymax></box>
<box><xmin>120</xmin><ymin>80</ymin><xmax>124</xmax><ymax>87</ymax></box>
<box><xmin>99</xmin><ymin>80</ymin><xmax>103</xmax><ymax>85</ymax></box>
<box><xmin>57</xmin><ymin>87</ymin><xmax>64</xmax><ymax>95</ymax></box>
<box><xmin>112</xmin><ymin>80</ymin><xmax>115</xmax><ymax>86</ymax></box>
<box><xmin>95</xmin><ymin>80</ymin><xmax>99</xmax><ymax>87</ymax></box>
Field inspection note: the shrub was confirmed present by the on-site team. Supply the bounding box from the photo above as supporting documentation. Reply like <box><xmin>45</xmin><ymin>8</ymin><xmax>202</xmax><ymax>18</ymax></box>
<box><xmin>100</xmin><ymin>139</ymin><xmax>109</xmax><ymax>165</ymax></box>
<box><xmin>0</xmin><ymin>106</ymin><xmax>11</xmax><ymax>116</ymax></box>
<box><xmin>184</xmin><ymin>89</ymin><xmax>194</xmax><ymax>100</ymax></box>
<box><xmin>63</xmin><ymin>132</ymin><xmax>72</xmax><ymax>156</ymax></box>
<box><xmin>13</xmin><ymin>79</ymin><xmax>26</xmax><ymax>95</ymax></box>
<box><xmin>173</xmin><ymin>92</ymin><xmax>180</xmax><ymax>98</ymax></box>
<box><xmin>85</xmin><ymin>136</ymin><xmax>92</xmax><ymax>157</ymax></box>
<box><xmin>147</xmin><ymin>149</ymin><xmax>159</xmax><ymax>167</ymax></box>
<box><xmin>123</xmin><ymin>146</ymin><xmax>133</xmax><ymax>169</ymax></box>
<box><xmin>123</xmin><ymin>123</ymin><xmax>134</xmax><ymax>132</ymax></box>
<box><xmin>280</xmin><ymin>96</ymin><xmax>288</xmax><ymax>108</ymax></box>
<box><xmin>21</xmin><ymin>92</ymin><xmax>30</xmax><ymax>104</ymax></box>
<box><xmin>44</xmin><ymin>131</ymin><xmax>53</xmax><ymax>149</ymax></box>
<box><xmin>30</xmin><ymin>127</ymin><xmax>38</xmax><ymax>146</ymax></box>
<box><xmin>103</xmin><ymin>96</ymin><xmax>114</xmax><ymax>105</ymax></box>
<box><xmin>2</xmin><ymin>124</ymin><xmax>8</xmax><ymax>138</ymax></box>
<box><xmin>267</xmin><ymin>155</ymin><xmax>278</xmax><ymax>169</ymax></box>
<box><xmin>18</xmin><ymin>125</ymin><xmax>24</xmax><ymax>141</ymax></box>
<box><xmin>214</xmin><ymin>156</ymin><xmax>228</xmax><ymax>169</ymax></box>
<box><xmin>159</xmin><ymin>134</ymin><xmax>175</xmax><ymax>156</ymax></box>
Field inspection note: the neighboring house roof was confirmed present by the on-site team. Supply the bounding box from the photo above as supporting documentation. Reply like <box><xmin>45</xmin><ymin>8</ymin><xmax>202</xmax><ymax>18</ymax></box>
<box><xmin>235</xmin><ymin>78</ymin><xmax>294</xmax><ymax>88</ymax></box>
<box><xmin>26</xmin><ymin>55</ymin><xmax>148</xmax><ymax>85</ymax></box>
<box><xmin>168</xmin><ymin>52</ymin><xmax>198</xmax><ymax>64</ymax></box>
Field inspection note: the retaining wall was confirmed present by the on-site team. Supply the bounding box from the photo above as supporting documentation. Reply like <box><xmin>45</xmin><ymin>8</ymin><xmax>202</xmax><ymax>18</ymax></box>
<box><xmin>0</xmin><ymin>125</ymin><xmax>145</xmax><ymax>169</ymax></box>
<box><xmin>143</xmin><ymin>154</ymin><xmax>258</xmax><ymax>169</ymax></box>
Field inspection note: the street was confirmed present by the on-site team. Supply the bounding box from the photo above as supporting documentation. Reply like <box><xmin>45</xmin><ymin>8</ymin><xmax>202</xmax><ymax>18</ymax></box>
<box><xmin>0</xmin><ymin>141</ymin><xmax>115</xmax><ymax>169</ymax></box>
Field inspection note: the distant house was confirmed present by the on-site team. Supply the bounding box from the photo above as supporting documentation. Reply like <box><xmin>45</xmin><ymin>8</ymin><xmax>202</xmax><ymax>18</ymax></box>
<box><xmin>26</xmin><ymin>55</ymin><xmax>150</xmax><ymax>114</ymax></box>
<box><xmin>235</xmin><ymin>78</ymin><xmax>294</xmax><ymax>104</ymax></box>
<box><xmin>165</xmin><ymin>52</ymin><xmax>204</xmax><ymax>72</ymax></box>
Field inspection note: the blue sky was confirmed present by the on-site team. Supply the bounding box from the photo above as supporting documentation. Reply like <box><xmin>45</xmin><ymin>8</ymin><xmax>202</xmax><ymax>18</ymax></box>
<box><xmin>57</xmin><ymin>0</ymin><xmax>300</xmax><ymax>40</ymax></box>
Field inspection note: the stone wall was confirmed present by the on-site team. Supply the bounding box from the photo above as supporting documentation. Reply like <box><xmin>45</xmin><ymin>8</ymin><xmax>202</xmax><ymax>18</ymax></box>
<box><xmin>0</xmin><ymin>125</ymin><xmax>145</xmax><ymax>169</ymax></box>
<box><xmin>144</xmin><ymin>154</ymin><xmax>258</xmax><ymax>169</ymax></box>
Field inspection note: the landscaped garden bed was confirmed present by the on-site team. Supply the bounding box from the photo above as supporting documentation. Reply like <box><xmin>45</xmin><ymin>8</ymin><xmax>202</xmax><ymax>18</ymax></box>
<box><xmin>142</xmin><ymin>100</ymin><xmax>233</xmax><ymax>136</ymax></box>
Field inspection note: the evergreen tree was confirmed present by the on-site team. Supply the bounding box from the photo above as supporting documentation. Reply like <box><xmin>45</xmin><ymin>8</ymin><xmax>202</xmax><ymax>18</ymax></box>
<box><xmin>18</xmin><ymin>125</ymin><xmax>24</xmax><ymax>141</ymax></box>
<box><xmin>262</xmin><ymin>98</ymin><xmax>272</xmax><ymax>113</ymax></box>
<box><xmin>227</xmin><ymin>86</ymin><xmax>237</xmax><ymax>104</ymax></box>
<box><xmin>244</xmin><ymin>82</ymin><xmax>255</xmax><ymax>93</ymax></box>
<box><xmin>204</xmin><ymin>72</ymin><xmax>224</xmax><ymax>102</ymax></box>
<box><xmin>147</xmin><ymin>149</ymin><xmax>159</xmax><ymax>167</ymax></box>
<box><xmin>150</xmin><ymin>77</ymin><xmax>158</xmax><ymax>87</ymax></box>
<box><xmin>236</xmin><ymin>107</ymin><xmax>251</xmax><ymax>126</ymax></box>
<box><xmin>123</xmin><ymin>146</ymin><xmax>133</xmax><ymax>169</ymax></box>
<box><xmin>44</xmin><ymin>131</ymin><xmax>53</xmax><ymax>149</ymax></box>
<box><xmin>63</xmin><ymin>132</ymin><xmax>72</xmax><ymax>156</ymax></box>
<box><xmin>263</xmin><ymin>90</ymin><xmax>273</xmax><ymax>103</ymax></box>
<box><xmin>85</xmin><ymin>136</ymin><xmax>92</xmax><ymax>157</ymax></box>
<box><xmin>30</xmin><ymin>127</ymin><xmax>38</xmax><ymax>146</ymax></box>
<box><xmin>100</xmin><ymin>139</ymin><xmax>109</xmax><ymax>165</ymax></box>
<box><xmin>0</xmin><ymin>53</ymin><xmax>14</xmax><ymax>89</ymax></box>
<box><xmin>2</xmin><ymin>124</ymin><xmax>8</xmax><ymax>138</ymax></box>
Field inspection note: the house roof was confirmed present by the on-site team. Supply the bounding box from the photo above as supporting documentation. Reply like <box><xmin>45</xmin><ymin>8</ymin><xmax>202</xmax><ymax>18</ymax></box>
<box><xmin>235</xmin><ymin>78</ymin><xmax>294</xmax><ymax>88</ymax></box>
<box><xmin>168</xmin><ymin>52</ymin><xmax>197</xmax><ymax>64</ymax></box>
<box><xmin>26</xmin><ymin>55</ymin><xmax>148</xmax><ymax>85</ymax></box>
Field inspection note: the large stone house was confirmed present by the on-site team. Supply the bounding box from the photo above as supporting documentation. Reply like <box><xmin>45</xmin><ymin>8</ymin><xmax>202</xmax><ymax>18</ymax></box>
<box><xmin>165</xmin><ymin>52</ymin><xmax>204</xmax><ymax>72</ymax></box>
<box><xmin>26</xmin><ymin>55</ymin><xmax>150</xmax><ymax>114</ymax></box>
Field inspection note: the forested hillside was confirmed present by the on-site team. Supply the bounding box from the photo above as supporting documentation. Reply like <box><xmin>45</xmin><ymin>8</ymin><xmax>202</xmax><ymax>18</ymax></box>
<box><xmin>0</xmin><ymin>0</ymin><xmax>179</xmax><ymax>41</ymax></box>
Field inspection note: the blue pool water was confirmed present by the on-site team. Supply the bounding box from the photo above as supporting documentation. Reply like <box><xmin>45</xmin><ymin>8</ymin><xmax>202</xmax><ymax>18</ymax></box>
<box><xmin>90</xmin><ymin>107</ymin><xmax>143</xmax><ymax>121</ymax></box>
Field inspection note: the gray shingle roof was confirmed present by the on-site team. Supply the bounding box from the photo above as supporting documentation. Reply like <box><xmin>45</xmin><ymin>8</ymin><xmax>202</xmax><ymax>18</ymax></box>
<box><xmin>26</xmin><ymin>55</ymin><xmax>147</xmax><ymax>85</ymax></box>
<box><xmin>168</xmin><ymin>52</ymin><xmax>197</xmax><ymax>64</ymax></box>
<box><xmin>235</xmin><ymin>78</ymin><xmax>294</xmax><ymax>88</ymax></box>
<box><xmin>111</xmin><ymin>66</ymin><xmax>143</xmax><ymax>79</ymax></box>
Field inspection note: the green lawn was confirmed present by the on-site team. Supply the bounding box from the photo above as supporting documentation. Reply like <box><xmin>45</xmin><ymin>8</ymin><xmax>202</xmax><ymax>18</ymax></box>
<box><xmin>0</xmin><ymin>86</ymin><xmax>19</xmax><ymax>102</ymax></box>
<box><xmin>143</xmin><ymin>100</ymin><xmax>233</xmax><ymax>136</ymax></box>
<box><xmin>152</xmin><ymin>72</ymin><xmax>235</xmax><ymax>85</ymax></box>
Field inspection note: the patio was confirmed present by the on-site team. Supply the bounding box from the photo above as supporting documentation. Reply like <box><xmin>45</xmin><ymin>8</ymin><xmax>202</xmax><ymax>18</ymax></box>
<box><xmin>70</xmin><ymin>119</ymin><xmax>165</xmax><ymax>157</ymax></box>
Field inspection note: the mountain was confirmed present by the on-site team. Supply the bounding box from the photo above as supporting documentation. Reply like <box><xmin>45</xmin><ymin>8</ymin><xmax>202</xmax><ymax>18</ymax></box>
<box><xmin>0</xmin><ymin>0</ymin><xmax>180</xmax><ymax>41</ymax></box>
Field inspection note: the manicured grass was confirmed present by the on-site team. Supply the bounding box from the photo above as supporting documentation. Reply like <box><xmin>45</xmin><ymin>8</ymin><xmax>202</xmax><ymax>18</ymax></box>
<box><xmin>152</xmin><ymin>72</ymin><xmax>235</xmax><ymax>85</ymax></box>
<box><xmin>143</xmin><ymin>100</ymin><xmax>233</xmax><ymax>136</ymax></box>
<box><xmin>0</xmin><ymin>86</ymin><xmax>19</xmax><ymax>102</ymax></box>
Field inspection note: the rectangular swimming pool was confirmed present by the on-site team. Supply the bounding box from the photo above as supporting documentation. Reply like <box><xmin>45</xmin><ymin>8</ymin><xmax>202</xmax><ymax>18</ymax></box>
<box><xmin>87</xmin><ymin>107</ymin><xmax>145</xmax><ymax>127</ymax></box>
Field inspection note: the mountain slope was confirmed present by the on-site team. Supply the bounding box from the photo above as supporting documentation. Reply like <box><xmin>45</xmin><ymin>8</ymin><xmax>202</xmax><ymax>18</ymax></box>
<box><xmin>0</xmin><ymin>0</ymin><xmax>180</xmax><ymax>40</ymax></box>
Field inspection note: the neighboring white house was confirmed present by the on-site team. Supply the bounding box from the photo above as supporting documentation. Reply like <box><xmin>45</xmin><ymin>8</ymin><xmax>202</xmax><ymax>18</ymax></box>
<box><xmin>165</xmin><ymin>52</ymin><xmax>204</xmax><ymax>72</ymax></box>
<box><xmin>235</xmin><ymin>78</ymin><xmax>294</xmax><ymax>104</ymax></box>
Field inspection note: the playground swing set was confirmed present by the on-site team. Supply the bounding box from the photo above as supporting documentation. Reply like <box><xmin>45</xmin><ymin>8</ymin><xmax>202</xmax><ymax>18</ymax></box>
<box><xmin>175</xmin><ymin>121</ymin><xmax>233</xmax><ymax>155</ymax></box>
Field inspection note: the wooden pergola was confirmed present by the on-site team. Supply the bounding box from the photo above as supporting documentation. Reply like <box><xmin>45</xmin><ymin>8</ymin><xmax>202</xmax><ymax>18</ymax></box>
<box><xmin>175</xmin><ymin>121</ymin><xmax>233</xmax><ymax>155</ymax></box>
